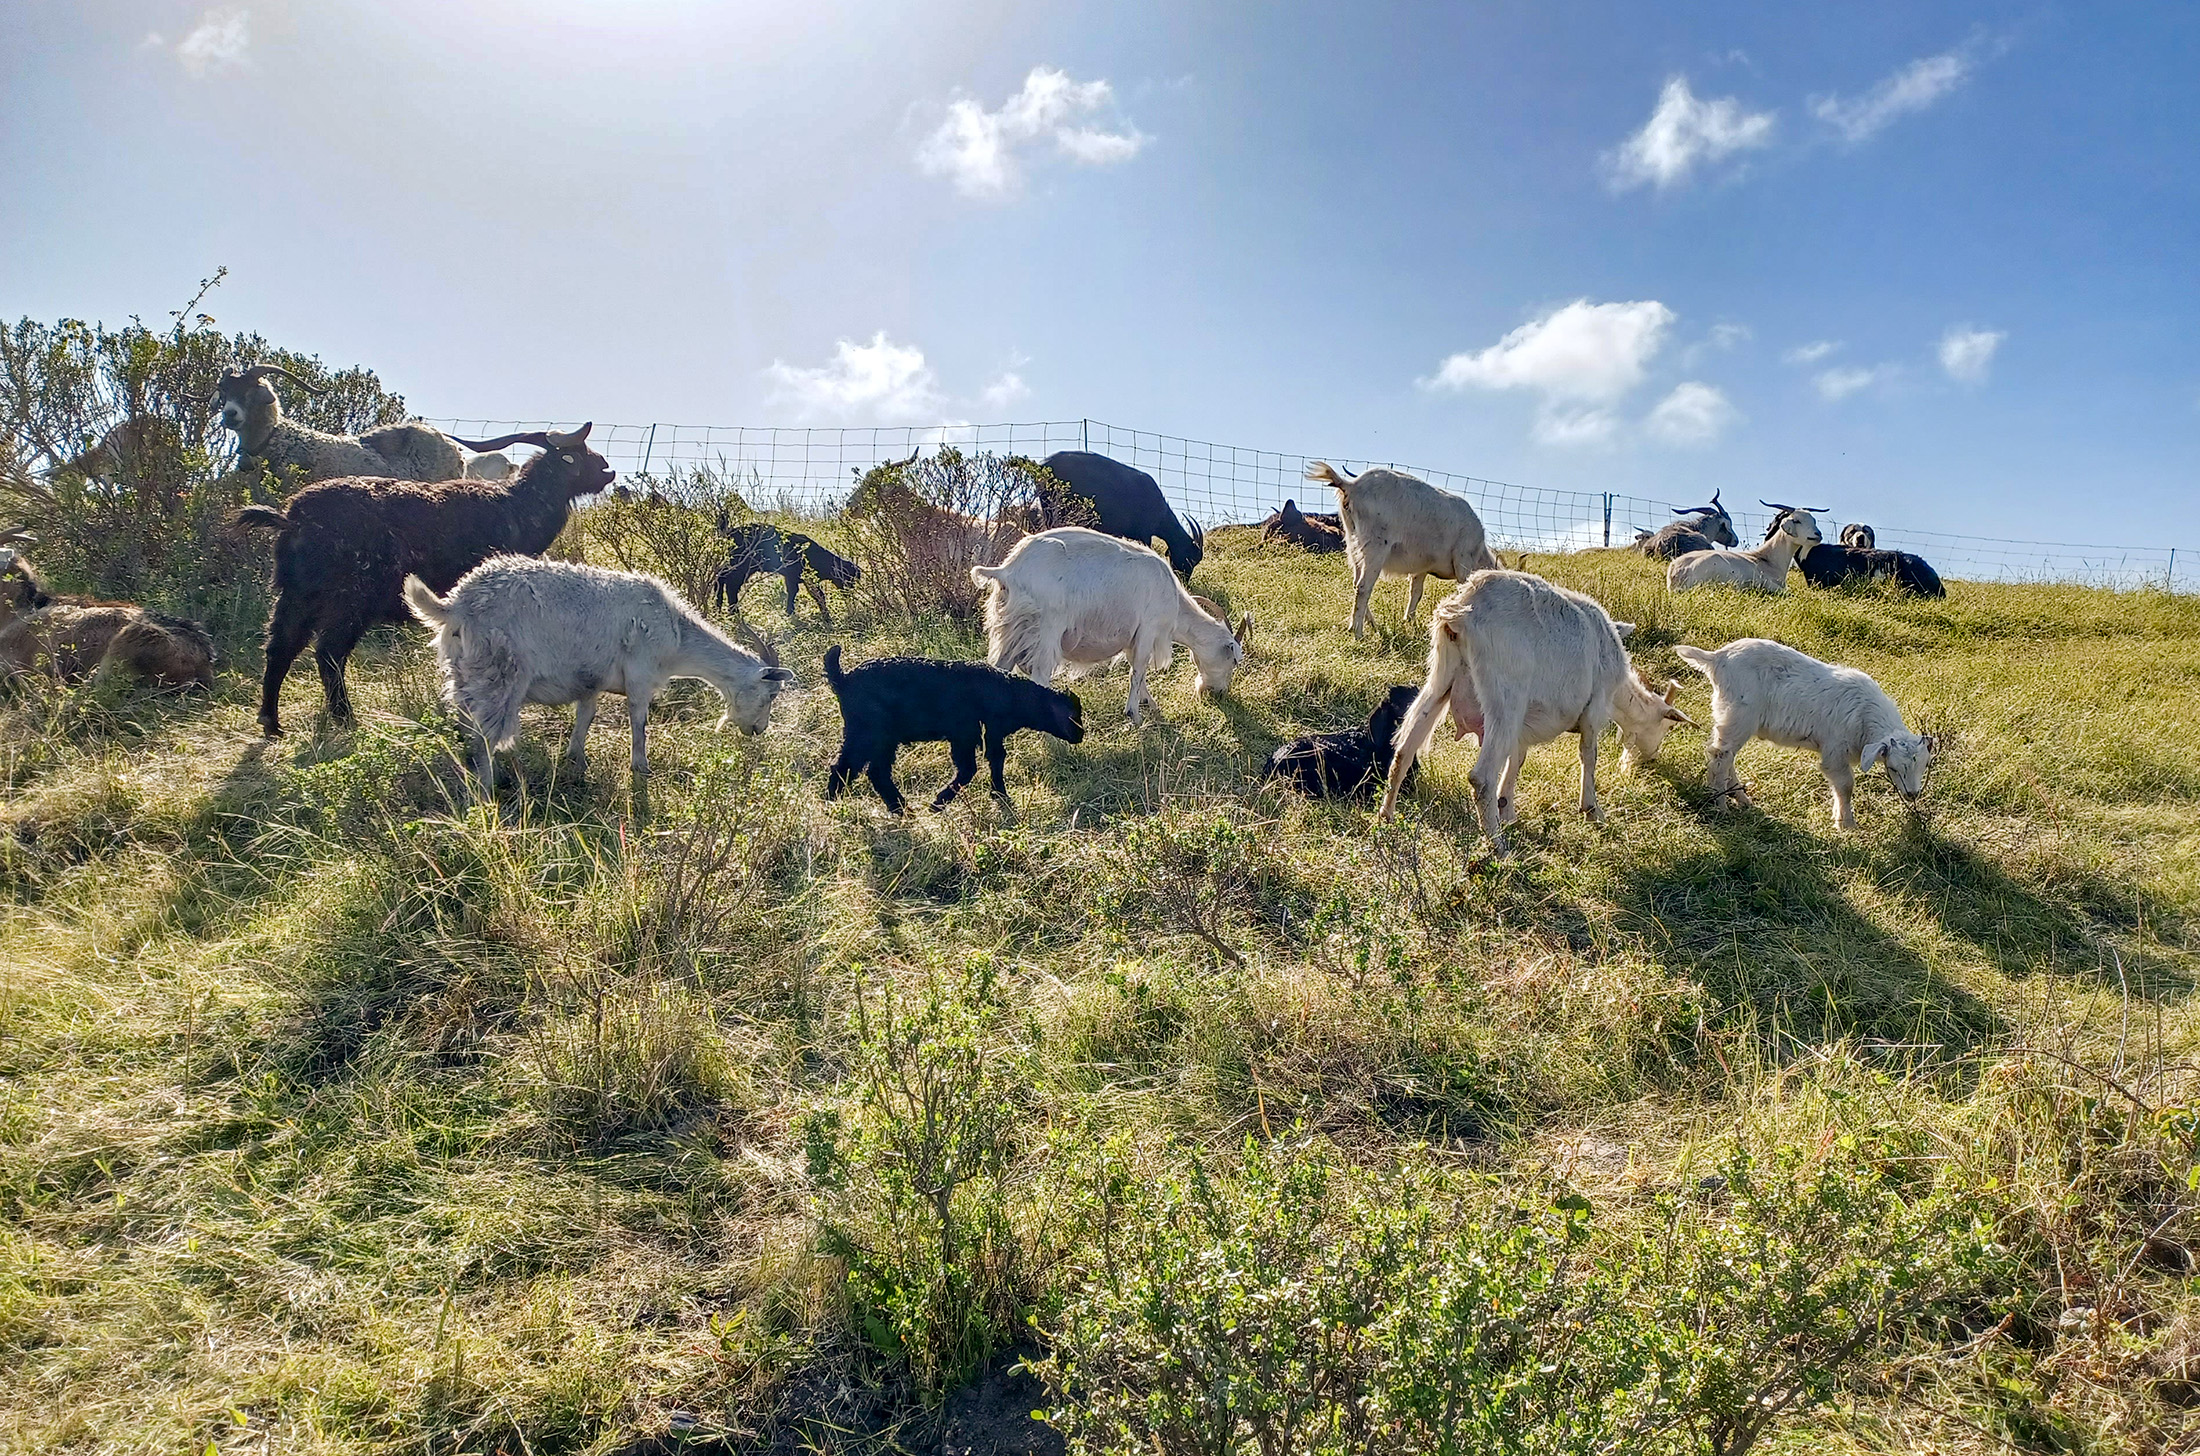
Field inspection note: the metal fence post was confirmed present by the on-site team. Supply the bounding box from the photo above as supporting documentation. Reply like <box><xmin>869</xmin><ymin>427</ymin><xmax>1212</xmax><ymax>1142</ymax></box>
<box><xmin>640</xmin><ymin>423</ymin><xmax>658</xmax><ymax>476</ymax></box>
<box><xmin>1081</xmin><ymin>418</ymin><xmax>1090</xmax><ymax>454</ymax></box>
<box><xmin>1602</xmin><ymin>493</ymin><xmax>1613</xmax><ymax>548</ymax></box>
<box><xmin>2171</xmin><ymin>548</ymin><xmax>2178</xmax><ymax>592</ymax></box>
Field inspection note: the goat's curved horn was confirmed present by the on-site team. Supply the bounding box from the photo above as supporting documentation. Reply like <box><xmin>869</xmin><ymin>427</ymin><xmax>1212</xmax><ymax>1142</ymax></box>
<box><xmin>0</xmin><ymin>525</ymin><xmax>37</xmax><ymax>547</ymax></box>
<box><xmin>448</xmin><ymin>430</ymin><xmax>551</xmax><ymax>452</ymax></box>
<box><xmin>1708</xmin><ymin>489</ymin><xmax>1723</xmax><ymax>507</ymax></box>
<box><xmin>1188</xmin><ymin>516</ymin><xmax>1205</xmax><ymax>548</ymax></box>
<box><xmin>1759</xmin><ymin>499</ymin><xmax>1793</xmax><ymax>512</ymax></box>
<box><xmin>242</xmin><ymin>363</ymin><xmax>327</xmax><ymax>394</ymax></box>
<box><xmin>542</xmin><ymin>422</ymin><xmax>594</xmax><ymax>449</ymax></box>
<box><xmin>1672</xmin><ymin>502</ymin><xmax>1715</xmax><ymax>516</ymax></box>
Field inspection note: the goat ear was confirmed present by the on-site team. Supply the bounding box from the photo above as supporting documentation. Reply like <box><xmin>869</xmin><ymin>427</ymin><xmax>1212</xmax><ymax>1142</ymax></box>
<box><xmin>760</xmin><ymin>666</ymin><xmax>795</xmax><ymax>682</ymax></box>
<box><xmin>1860</xmin><ymin>738</ymin><xmax>1890</xmax><ymax>771</ymax></box>
<box><xmin>1613</xmin><ymin>621</ymin><xmax>1636</xmax><ymax>641</ymax></box>
<box><xmin>1233</xmin><ymin>613</ymin><xmax>1253</xmax><ymax>647</ymax></box>
<box><xmin>1663</xmin><ymin>679</ymin><xmax>1682</xmax><ymax>704</ymax></box>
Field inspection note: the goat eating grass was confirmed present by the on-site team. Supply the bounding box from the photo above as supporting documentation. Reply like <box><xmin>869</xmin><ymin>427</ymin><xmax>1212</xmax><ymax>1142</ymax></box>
<box><xmin>404</xmin><ymin>555</ymin><xmax>794</xmax><ymax>793</ymax></box>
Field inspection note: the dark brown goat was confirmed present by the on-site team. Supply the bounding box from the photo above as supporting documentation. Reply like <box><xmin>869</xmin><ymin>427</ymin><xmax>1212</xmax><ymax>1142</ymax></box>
<box><xmin>234</xmin><ymin>423</ymin><xmax>615</xmax><ymax>736</ymax></box>
<box><xmin>1259</xmin><ymin>498</ymin><xmax>1346</xmax><ymax>553</ymax></box>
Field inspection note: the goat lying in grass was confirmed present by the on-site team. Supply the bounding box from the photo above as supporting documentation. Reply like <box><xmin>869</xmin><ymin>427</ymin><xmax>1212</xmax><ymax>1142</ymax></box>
<box><xmin>823</xmin><ymin>644</ymin><xmax>1084</xmax><ymax>813</ymax></box>
<box><xmin>1675</xmin><ymin>637</ymin><xmax>1935</xmax><ymax>830</ymax></box>
<box><xmin>1265</xmin><ymin>684</ymin><xmax>1420</xmax><ymax>801</ymax></box>
<box><xmin>1259</xmin><ymin>499</ymin><xmax>1346</xmax><ymax>554</ymax></box>
<box><xmin>404</xmin><ymin>555</ymin><xmax>794</xmax><ymax>792</ymax></box>
<box><xmin>711</xmin><ymin>518</ymin><xmax>861</xmax><ymax>622</ymax></box>
<box><xmin>0</xmin><ymin>533</ymin><xmax>215</xmax><ymax>689</ymax></box>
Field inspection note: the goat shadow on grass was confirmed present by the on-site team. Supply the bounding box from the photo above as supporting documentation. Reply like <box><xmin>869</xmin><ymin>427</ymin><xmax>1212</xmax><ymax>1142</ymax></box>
<box><xmin>1607</xmin><ymin>804</ymin><xmax>2005</xmax><ymax>1057</ymax></box>
<box><xmin>1868</xmin><ymin>813</ymin><xmax>2194</xmax><ymax>1003</ymax></box>
<box><xmin>1042</xmin><ymin>707</ymin><xmax>1270</xmax><ymax>819</ymax></box>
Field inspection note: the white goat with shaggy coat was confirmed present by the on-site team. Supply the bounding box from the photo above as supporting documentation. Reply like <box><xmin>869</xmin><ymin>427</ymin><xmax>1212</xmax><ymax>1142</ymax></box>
<box><xmin>972</xmin><ymin>526</ymin><xmax>1250</xmax><ymax>723</ymax></box>
<box><xmin>1378</xmin><ymin>570</ymin><xmax>1693</xmax><ymax>852</ymax></box>
<box><xmin>1305</xmin><ymin>461</ymin><xmax>1499</xmax><ymax>637</ymax></box>
<box><xmin>404</xmin><ymin>555</ymin><xmax>795</xmax><ymax>790</ymax></box>
<box><xmin>1667</xmin><ymin>510</ymin><xmax>1823</xmax><ymax>593</ymax></box>
<box><xmin>1674</xmin><ymin>638</ymin><xmax>1935</xmax><ymax>829</ymax></box>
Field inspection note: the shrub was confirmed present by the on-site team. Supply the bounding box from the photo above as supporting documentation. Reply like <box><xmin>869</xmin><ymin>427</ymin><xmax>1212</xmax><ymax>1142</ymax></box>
<box><xmin>805</xmin><ymin>957</ymin><xmax>1032</xmax><ymax>1397</ymax></box>
<box><xmin>841</xmin><ymin>447</ymin><xmax>1084</xmax><ymax>622</ymax></box>
<box><xmin>563</xmin><ymin>463</ymin><xmax>752</xmax><ymax>608</ymax></box>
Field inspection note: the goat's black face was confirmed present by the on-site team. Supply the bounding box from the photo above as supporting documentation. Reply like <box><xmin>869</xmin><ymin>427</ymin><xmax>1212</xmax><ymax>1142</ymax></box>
<box><xmin>540</xmin><ymin>424</ymin><xmax>616</xmax><ymax>499</ymax></box>
<box><xmin>1051</xmin><ymin>690</ymin><xmax>1086</xmax><ymax>744</ymax></box>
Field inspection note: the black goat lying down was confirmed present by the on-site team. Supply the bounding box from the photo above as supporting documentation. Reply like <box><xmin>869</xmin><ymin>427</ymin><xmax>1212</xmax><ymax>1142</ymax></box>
<box><xmin>1265</xmin><ymin>684</ymin><xmax>1422</xmax><ymax>801</ymax></box>
<box><xmin>1796</xmin><ymin>543</ymin><xmax>1947</xmax><ymax>597</ymax></box>
<box><xmin>712</xmin><ymin>518</ymin><xmax>860</xmax><ymax>622</ymax></box>
<box><xmin>823</xmin><ymin>645</ymin><xmax>1085</xmax><ymax>812</ymax></box>
<box><xmin>1259</xmin><ymin>498</ymin><xmax>1346</xmax><ymax>553</ymax></box>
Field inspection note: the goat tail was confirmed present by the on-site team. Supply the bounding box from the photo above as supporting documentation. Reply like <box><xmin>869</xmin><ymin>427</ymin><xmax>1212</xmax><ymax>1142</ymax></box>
<box><xmin>1304</xmin><ymin>460</ymin><xmax>1352</xmax><ymax>492</ymax></box>
<box><xmin>1673</xmin><ymin>644</ymin><xmax>1717</xmax><ymax>677</ymax></box>
<box><xmin>823</xmin><ymin>643</ymin><xmax>847</xmax><ymax>691</ymax></box>
<box><xmin>231</xmin><ymin>504</ymin><xmax>288</xmax><ymax>532</ymax></box>
<box><xmin>402</xmin><ymin>574</ymin><xmax>451</xmax><ymax>627</ymax></box>
<box><xmin>969</xmin><ymin>562</ymin><xmax>1008</xmax><ymax>588</ymax></box>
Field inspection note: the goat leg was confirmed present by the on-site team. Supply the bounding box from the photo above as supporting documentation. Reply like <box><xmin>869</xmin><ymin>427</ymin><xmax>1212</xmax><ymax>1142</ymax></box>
<box><xmin>629</xmin><ymin>693</ymin><xmax>651</xmax><ymax>776</ymax></box>
<box><xmin>565</xmin><ymin>693</ymin><xmax>599</xmax><ymax>771</ymax></box>
<box><xmin>865</xmin><ymin>743</ymin><xmax>906</xmax><ymax>813</ymax></box>
<box><xmin>932</xmin><ymin>736</ymin><xmax>980</xmax><ymax>810</ymax></box>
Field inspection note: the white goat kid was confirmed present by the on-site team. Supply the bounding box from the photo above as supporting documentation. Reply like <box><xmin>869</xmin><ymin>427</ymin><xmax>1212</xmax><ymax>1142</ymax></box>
<box><xmin>1666</xmin><ymin>509</ymin><xmax>1822</xmax><ymax>593</ymax></box>
<box><xmin>1378</xmin><ymin>571</ymin><xmax>1692</xmax><ymax>851</ymax></box>
<box><xmin>971</xmin><ymin>526</ymin><xmax>1250</xmax><ymax>723</ymax></box>
<box><xmin>1304</xmin><ymin>461</ymin><xmax>1498</xmax><ymax>638</ymax></box>
<box><xmin>404</xmin><ymin>555</ymin><xmax>795</xmax><ymax>791</ymax></box>
<box><xmin>1674</xmin><ymin>637</ymin><xmax>1935</xmax><ymax>829</ymax></box>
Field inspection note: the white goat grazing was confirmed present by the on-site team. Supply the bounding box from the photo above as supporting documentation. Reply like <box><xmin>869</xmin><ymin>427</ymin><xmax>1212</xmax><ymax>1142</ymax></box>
<box><xmin>971</xmin><ymin>526</ymin><xmax>1250</xmax><ymax>723</ymax></box>
<box><xmin>1674</xmin><ymin>637</ymin><xmax>1936</xmax><ymax>829</ymax></box>
<box><xmin>1378</xmin><ymin>570</ymin><xmax>1692</xmax><ymax>852</ymax></box>
<box><xmin>1304</xmin><ymin>461</ymin><xmax>1498</xmax><ymax>637</ymax></box>
<box><xmin>403</xmin><ymin>555</ymin><xmax>795</xmax><ymax>790</ymax></box>
<box><xmin>1667</xmin><ymin>510</ymin><xmax>1822</xmax><ymax>593</ymax></box>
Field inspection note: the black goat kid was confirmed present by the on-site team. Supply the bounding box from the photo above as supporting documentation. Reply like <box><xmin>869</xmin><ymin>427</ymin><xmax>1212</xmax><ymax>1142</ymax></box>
<box><xmin>823</xmin><ymin>645</ymin><xmax>1084</xmax><ymax>812</ymax></box>
<box><xmin>1265</xmin><ymin>684</ymin><xmax>1422</xmax><ymax>801</ymax></box>
<box><xmin>711</xmin><ymin>517</ymin><xmax>861</xmax><ymax>622</ymax></box>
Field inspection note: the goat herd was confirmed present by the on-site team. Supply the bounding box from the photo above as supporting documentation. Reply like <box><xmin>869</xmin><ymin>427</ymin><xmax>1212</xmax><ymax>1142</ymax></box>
<box><xmin>2</xmin><ymin>368</ymin><xmax>1948</xmax><ymax>847</ymax></box>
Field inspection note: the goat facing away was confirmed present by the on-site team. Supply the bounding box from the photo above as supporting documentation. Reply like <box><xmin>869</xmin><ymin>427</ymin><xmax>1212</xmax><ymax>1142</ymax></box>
<box><xmin>1795</xmin><ymin>539</ymin><xmax>1948</xmax><ymax>597</ymax></box>
<box><xmin>403</xmin><ymin>555</ymin><xmax>794</xmax><ymax>791</ymax></box>
<box><xmin>212</xmin><ymin>363</ymin><xmax>467</xmax><ymax>484</ymax></box>
<box><xmin>235</xmin><ymin>423</ymin><xmax>615</xmax><ymax>736</ymax></box>
<box><xmin>1635</xmin><ymin>491</ymin><xmax>1740</xmax><ymax>560</ymax></box>
<box><xmin>1304</xmin><ymin>462</ymin><xmax>1498</xmax><ymax>637</ymax></box>
<box><xmin>822</xmin><ymin>644</ymin><xmax>1084</xmax><ymax>813</ymax></box>
<box><xmin>1667</xmin><ymin>503</ymin><xmax>1824</xmax><ymax>593</ymax></box>
<box><xmin>1675</xmin><ymin>637</ymin><xmax>1936</xmax><ymax>829</ymax></box>
<box><xmin>711</xmin><ymin>517</ymin><xmax>861</xmax><ymax>622</ymax></box>
<box><xmin>1378</xmin><ymin>570</ymin><xmax>1692</xmax><ymax>853</ymax></box>
<box><xmin>972</xmin><ymin>526</ymin><xmax>1250</xmax><ymax>723</ymax></box>
<box><xmin>1265</xmin><ymin>683</ymin><xmax>1421</xmax><ymax>801</ymax></box>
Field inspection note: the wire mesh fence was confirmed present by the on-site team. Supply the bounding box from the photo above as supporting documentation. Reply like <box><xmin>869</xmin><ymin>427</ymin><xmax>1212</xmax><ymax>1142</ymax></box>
<box><xmin>435</xmin><ymin>416</ymin><xmax>2197</xmax><ymax>592</ymax></box>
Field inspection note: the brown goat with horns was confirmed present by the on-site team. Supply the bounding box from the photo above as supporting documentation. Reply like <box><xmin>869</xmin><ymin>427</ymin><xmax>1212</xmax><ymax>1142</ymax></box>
<box><xmin>234</xmin><ymin>424</ymin><xmax>615</xmax><ymax>736</ymax></box>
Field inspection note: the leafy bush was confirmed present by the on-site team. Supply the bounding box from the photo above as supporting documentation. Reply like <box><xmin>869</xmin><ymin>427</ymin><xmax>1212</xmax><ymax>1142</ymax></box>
<box><xmin>562</xmin><ymin>463</ymin><xmax>752</xmax><ymax>608</ymax></box>
<box><xmin>1038</xmin><ymin>1134</ymin><xmax>2002</xmax><ymax>1456</ymax></box>
<box><xmin>841</xmin><ymin>447</ymin><xmax>1084</xmax><ymax>621</ymax></box>
<box><xmin>0</xmin><ymin>278</ymin><xmax>417</xmax><ymax>644</ymax></box>
<box><xmin>805</xmin><ymin>958</ymin><xmax>1032</xmax><ymax>1397</ymax></box>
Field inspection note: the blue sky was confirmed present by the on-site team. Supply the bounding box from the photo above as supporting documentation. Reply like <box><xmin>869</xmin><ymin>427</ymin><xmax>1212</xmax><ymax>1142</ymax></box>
<box><xmin>5</xmin><ymin>1</ymin><xmax>2195</xmax><ymax>545</ymax></box>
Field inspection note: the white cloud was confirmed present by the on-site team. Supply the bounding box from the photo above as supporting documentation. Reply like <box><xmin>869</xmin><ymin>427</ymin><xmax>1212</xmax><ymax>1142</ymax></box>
<box><xmin>1939</xmin><ymin>325</ymin><xmax>2004</xmax><ymax>383</ymax></box>
<box><xmin>1606</xmin><ymin>77</ymin><xmax>1776</xmax><ymax>191</ymax></box>
<box><xmin>1645</xmin><ymin>382</ymin><xmax>1740</xmax><ymax>446</ymax></box>
<box><xmin>176</xmin><ymin>6</ymin><xmax>250</xmax><ymax>77</ymax></box>
<box><xmin>1783</xmin><ymin>340</ymin><xmax>1840</xmax><ymax>366</ymax></box>
<box><xmin>1533</xmin><ymin>408</ymin><xmax>1623</xmax><ymax>448</ymax></box>
<box><xmin>766</xmin><ymin>333</ymin><xmax>945</xmax><ymax>423</ymax></box>
<box><xmin>1814</xmin><ymin>365</ymin><xmax>1886</xmax><ymax>401</ymax></box>
<box><xmin>1426</xmin><ymin>299</ymin><xmax>1675</xmax><ymax>404</ymax></box>
<box><xmin>979</xmin><ymin>371</ymin><xmax>1031</xmax><ymax>412</ymax></box>
<box><xmin>1679</xmin><ymin>322</ymin><xmax>1751</xmax><ymax>368</ymax></box>
<box><xmin>1810</xmin><ymin>50</ymin><xmax>1971</xmax><ymax>143</ymax></box>
<box><xmin>918</xmin><ymin>66</ymin><xmax>1147</xmax><ymax>198</ymax></box>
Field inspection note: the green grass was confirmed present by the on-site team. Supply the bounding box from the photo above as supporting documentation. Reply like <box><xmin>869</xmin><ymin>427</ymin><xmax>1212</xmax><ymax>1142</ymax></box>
<box><xmin>2</xmin><ymin>528</ymin><xmax>2196</xmax><ymax>1454</ymax></box>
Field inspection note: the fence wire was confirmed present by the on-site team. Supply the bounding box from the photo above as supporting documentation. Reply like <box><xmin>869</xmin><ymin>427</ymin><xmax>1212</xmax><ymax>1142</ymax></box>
<box><xmin>435</xmin><ymin>416</ymin><xmax>2196</xmax><ymax>593</ymax></box>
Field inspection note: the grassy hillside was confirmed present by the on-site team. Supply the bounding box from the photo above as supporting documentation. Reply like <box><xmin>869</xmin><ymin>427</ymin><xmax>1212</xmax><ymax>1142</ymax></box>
<box><xmin>2</xmin><ymin>528</ymin><xmax>2196</xmax><ymax>1455</ymax></box>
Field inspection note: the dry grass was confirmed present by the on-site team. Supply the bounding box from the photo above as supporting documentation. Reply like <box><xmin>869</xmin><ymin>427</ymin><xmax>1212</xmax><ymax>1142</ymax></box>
<box><xmin>1</xmin><ymin>532</ymin><xmax>2196</xmax><ymax>1453</ymax></box>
